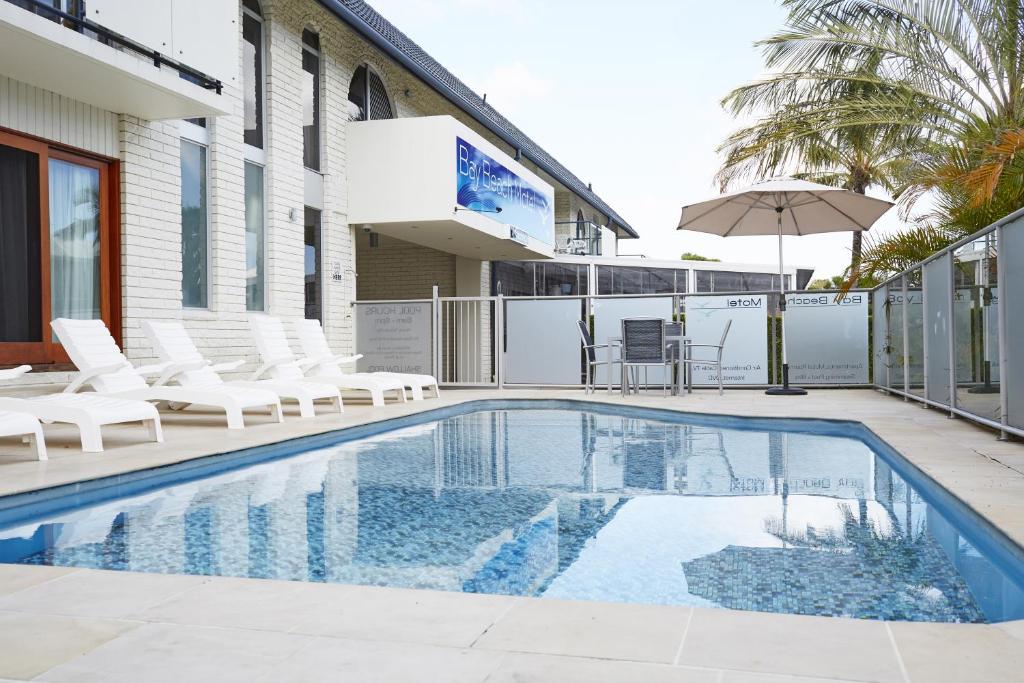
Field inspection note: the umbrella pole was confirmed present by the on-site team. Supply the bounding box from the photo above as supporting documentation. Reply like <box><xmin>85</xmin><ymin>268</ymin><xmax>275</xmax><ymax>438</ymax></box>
<box><xmin>767</xmin><ymin>208</ymin><xmax>807</xmax><ymax>396</ymax></box>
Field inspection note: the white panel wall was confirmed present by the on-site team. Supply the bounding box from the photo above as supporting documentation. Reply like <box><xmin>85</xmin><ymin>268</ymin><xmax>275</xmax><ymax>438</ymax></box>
<box><xmin>0</xmin><ymin>76</ymin><xmax>118</xmax><ymax>157</ymax></box>
<box><xmin>89</xmin><ymin>0</ymin><xmax>237</xmax><ymax>85</ymax></box>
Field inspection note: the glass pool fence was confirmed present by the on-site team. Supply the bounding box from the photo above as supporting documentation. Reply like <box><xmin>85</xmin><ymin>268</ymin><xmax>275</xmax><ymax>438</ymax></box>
<box><xmin>352</xmin><ymin>208</ymin><xmax>1024</xmax><ymax>440</ymax></box>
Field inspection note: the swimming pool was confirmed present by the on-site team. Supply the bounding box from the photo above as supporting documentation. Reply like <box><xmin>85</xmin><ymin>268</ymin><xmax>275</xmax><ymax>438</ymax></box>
<box><xmin>1</xmin><ymin>400</ymin><xmax>1022</xmax><ymax>623</ymax></box>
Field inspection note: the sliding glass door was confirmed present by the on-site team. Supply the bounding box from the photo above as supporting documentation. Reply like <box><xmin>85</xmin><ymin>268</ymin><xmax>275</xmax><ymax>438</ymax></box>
<box><xmin>0</xmin><ymin>130</ymin><xmax>116</xmax><ymax>365</ymax></box>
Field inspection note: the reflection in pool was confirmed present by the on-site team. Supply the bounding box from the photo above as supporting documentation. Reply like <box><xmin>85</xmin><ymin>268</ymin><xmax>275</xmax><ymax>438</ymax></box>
<box><xmin>1</xmin><ymin>407</ymin><xmax>1022</xmax><ymax>623</ymax></box>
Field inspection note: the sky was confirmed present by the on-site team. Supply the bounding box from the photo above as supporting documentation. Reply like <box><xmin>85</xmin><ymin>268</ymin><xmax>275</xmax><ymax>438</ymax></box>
<box><xmin>366</xmin><ymin>0</ymin><xmax>911</xmax><ymax>280</ymax></box>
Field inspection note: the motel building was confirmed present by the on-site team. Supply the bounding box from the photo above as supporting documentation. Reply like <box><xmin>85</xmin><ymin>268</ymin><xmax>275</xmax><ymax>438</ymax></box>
<box><xmin>0</xmin><ymin>0</ymin><xmax>809</xmax><ymax>385</ymax></box>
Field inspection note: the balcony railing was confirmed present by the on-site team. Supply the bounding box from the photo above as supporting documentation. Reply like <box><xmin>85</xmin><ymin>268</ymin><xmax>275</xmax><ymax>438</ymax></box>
<box><xmin>554</xmin><ymin>221</ymin><xmax>603</xmax><ymax>256</ymax></box>
<box><xmin>5</xmin><ymin>0</ymin><xmax>222</xmax><ymax>93</ymax></box>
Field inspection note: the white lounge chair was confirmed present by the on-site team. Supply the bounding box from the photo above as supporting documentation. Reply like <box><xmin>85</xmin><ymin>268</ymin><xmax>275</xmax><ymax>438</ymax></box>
<box><xmin>0</xmin><ymin>365</ymin><xmax>161</xmax><ymax>454</ymax></box>
<box><xmin>141</xmin><ymin>320</ymin><xmax>342</xmax><ymax>418</ymax></box>
<box><xmin>248</xmin><ymin>316</ymin><xmax>406</xmax><ymax>408</ymax></box>
<box><xmin>0</xmin><ymin>408</ymin><xmax>46</xmax><ymax>461</ymax></box>
<box><xmin>51</xmin><ymin>318</ymin><xmax>283</xmax><ymax>430</ymax></box>
<box><xmin>295</xmin><ymin>319</ymin><xmax>440</xmax><ymax>401</ymax></box>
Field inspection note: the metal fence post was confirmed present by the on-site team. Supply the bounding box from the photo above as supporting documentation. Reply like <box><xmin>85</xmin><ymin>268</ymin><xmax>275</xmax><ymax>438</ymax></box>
<box><xmin>948</xmin><ymin>254</ymin><xmax>957</xmax><ymax>418</ymax></box>
<box><xmin>996</xmin><ymin>224</ymin><xmax>1010</xmax><ymax>440</ymax></box>
<box><xmin>496</xmin><ymin>293</ymin><xmax>505</xmax><ymax>390</ymax></box>
<box><xmin>432</xmin><ymin>285</ymin><xmax>441</xmax><ymax>382</ymax></box>
<box><xmin>902</xmin><ymin>277</ymin><xmax>910</xmax><ymax>400</ymax></box>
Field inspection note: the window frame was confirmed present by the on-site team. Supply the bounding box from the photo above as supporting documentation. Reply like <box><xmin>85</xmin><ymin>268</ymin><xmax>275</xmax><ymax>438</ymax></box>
<box><xmin>179</xmin><ymin>121</ymin><xmax>211</xmax><ymax>310</ymax></box>
<box><xmin>244</xmin><ymin>160</ymin><xmax>267</xmax><ymax>312</ymax></box>
<box><xmin>0</xmin><ymin>127</ymin><xmax>120</xmax><ymax>366</ymax></box>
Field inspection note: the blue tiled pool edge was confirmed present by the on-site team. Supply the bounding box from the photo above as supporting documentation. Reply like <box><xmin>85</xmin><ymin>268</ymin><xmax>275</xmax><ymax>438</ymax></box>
<box><xmin>2</xmin><ymin>398</ymin><xmax>1023</xmax><ymax>600</ymax></box>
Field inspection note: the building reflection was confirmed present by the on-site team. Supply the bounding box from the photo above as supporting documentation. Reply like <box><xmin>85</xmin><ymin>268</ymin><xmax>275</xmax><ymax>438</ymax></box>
<box><xmin>0</xmin><ymin>410</ymin><xmax>1020</xmax><ymax>621</ymax></box>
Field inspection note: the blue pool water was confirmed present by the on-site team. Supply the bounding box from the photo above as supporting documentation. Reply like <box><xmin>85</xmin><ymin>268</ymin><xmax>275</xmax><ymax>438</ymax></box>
<box><xmin>1</xmin><ymin>401</ymin><xmax>1022</xmax><ymax>623</ymax></box>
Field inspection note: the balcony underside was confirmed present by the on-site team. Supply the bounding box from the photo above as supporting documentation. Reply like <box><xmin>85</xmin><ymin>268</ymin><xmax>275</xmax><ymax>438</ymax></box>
<box><xmin>367</xmin><ymin>217</ymin><xmax>553</xmax><ymax>261</ymax></box>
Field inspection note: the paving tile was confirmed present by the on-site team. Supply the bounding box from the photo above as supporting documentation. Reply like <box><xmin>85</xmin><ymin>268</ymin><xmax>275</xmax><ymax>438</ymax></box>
<box><xmin>889</xmin><ymin>621</ymin><xmax>1024</xmax><ymax>682</ymax></box>
<box><xmin>36</xmin><ymin>622</ymin><xmax>312</xmax><ymax>683</ymax></box>
<box><xmin>290</xmin><ymin>582</ymin><xmax>518</xmax><ymax>648</ymax></box>
<box><xmin>0</xmin><ymin>569</ymin><xmax>204</xmax><ymax>619</ymax></box>
<box><xmin>0</xmin><ymin>563</ymin><xmax>77</xmax><ymax>597</ymax></box>
<box><xmin>677</xmin><ymin>608</ymin><xmax>903</xmax><ymax>683</ymax></box>
<box><xmin>720</xmin><ymin>673</ymin><xmax>864</xmax><ymax>683</ymax></box>
<box><xmin>485</xmin><ymin>653</ymin><xmax>717</xmax><ymax>683</ymax></box>
<box><xmin>258</xmin><ymin>636</ymin><xmax>502</xmax><ymax>683</ymax></box>
<box><xmin>473</xmin><ymin>597</ymin><xmax>689</xmax><ymax>663</ymax></box>
<box><xmin>133</xmin><ymin>575</ymin><xmax>310</xmax><ymax>631</ymax></box>
<box><xmin>0</xmin><ymin>611</ymin><xmax>138</xmax><ymax>680</ymax></box>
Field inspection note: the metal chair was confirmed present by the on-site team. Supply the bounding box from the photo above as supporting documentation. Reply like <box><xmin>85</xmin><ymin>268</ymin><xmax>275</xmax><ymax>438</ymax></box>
<box><xmin>680</xmin><ymin>319</ymin><xmax>732</xmax><ymax>395</ymax></box>
<box><xmin>621</xmin><ymin>318</ymin><xmax>674</xmax><ymax>396</ymax></box>
<box><xmin>576</xmin><ymin>320</ymin><xmax>619</xmax><ymax>394</ymax></box>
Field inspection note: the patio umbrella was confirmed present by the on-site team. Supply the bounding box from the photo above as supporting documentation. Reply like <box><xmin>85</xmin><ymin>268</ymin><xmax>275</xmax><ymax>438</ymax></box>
<box><xmin>677</xmin><ymin>178</ymin><xmax>894</xmax><ymax>395</ymax></box>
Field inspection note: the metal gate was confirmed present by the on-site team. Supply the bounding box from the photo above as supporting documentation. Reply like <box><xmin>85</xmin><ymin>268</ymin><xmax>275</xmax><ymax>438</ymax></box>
<box><xmin>436</xmin><ymin>295</ymin><xmax>502</xmax><ymax>386</ymax></box>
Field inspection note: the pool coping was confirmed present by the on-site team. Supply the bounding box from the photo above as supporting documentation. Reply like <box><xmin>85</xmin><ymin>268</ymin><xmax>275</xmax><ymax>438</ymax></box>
<box><xmin>0</xmin><ymin>389</ymin><xmax>1022</xmax><ymax>681</ymax></box>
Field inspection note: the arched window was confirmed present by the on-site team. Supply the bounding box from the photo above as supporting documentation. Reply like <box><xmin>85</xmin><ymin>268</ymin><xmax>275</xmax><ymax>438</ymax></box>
<box><xmin>348</xmin><ymin>64</ymin><xmax>394</xmax><ymax>121</ymax></box>
<box><xmin>575</xmin><ymin>210</ymin><xmax>586</xmax><ymax>239</ymax></box>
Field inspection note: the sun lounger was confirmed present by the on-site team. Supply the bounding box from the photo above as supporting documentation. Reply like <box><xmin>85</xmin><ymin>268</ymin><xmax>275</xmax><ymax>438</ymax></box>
<box><xmin>0</xmin><ymin>365</ymin><xmax>161</xmax><ymax>454</ymax></box>
<box><xmin>248</xmin><ymin>316</ymin><xmax>405</xmax><ymax>408</ymax></box>
<box><xmin>51</xmin><ymin>318</ymin><xmax>282</xmax><ymax>430</ymax></box>
<box><xmin>141</xmin><ymin>320</ymin><xmax>342</xmax><ymax>418</ymax></box>
<box><xmin>295</xmin><ymin>319</ymin><xmax>440</xmax><ymax>401</ymax></box>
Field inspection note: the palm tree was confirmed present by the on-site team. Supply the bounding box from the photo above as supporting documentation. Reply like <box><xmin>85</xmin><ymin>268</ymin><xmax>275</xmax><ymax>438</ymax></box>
<box><xmin>718</xmin><ymin>54</ymin><xmax>915</xmax><ymax>273</ymax></box>
<box><xmin>720</xmin><ymin>0</ymin><xmax>1024</xmax><ymax>285</ymax></box>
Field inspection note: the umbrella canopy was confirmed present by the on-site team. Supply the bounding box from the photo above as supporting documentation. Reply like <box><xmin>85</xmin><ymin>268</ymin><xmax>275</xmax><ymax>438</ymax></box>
<box><xmin>676</xmin><ymin>178</ymin><xmax>894</xmax><ymax>395</ymax></box>
<box><xmin>677</xmin><ymin>178</ymin><xmax>894</xmax><ymax>237</ymax></box>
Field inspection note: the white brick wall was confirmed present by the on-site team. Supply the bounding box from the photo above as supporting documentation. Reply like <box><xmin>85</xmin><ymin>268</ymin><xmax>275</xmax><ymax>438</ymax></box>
<box><xmin>2</xmin><ymin>0</ymin><xmax>612</xmax><ymax>384</ymax></box>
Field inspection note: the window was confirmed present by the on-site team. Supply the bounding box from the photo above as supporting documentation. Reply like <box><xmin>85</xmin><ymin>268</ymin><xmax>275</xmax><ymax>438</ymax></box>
<box><xmin>304</xmin><ymin>208</ymin><xmax>322</xmax><ymax>321</ymax></box>
<box><xmin>596</xmin><ymin>266</ymin><xmax>686</xmax><ymax>295</ymax></box>
<box><xmin>491</xmin><ymin>261</ymin><xmax>535</xmax><ymax>296</ymax></box>
<box><xmin>694</xmin><ymin>270</ymin><xmax>792</xmax><ymax>293</ymax></box>
<box><xmin>348</xmin><ymin>64</ymin><xmax>394</xmax><ymax>121</ymax></box>
<box><xmin>301</xmin><ymin>30</ymin><xmax>321</xmax><ymax>171</ymax></box>
<box><xmin>244</xmin><ymin>162</ymin><xmax>265</xmax><ymax>311</ymax></box>
<box><xmin>0</xmin><ymin>130</ymin><xmax>117</xmax><ymax>365</ymax></box>
<box><xmin>536</xmin><ymin>262</ymin><xmax>588</xmax><ymax>296</ymax></box>
<box><xmin>180</xmin><ymin>138</ymin><xmax>208</xmax><ymax>308</ymax></box>
<box><xmin>242</xmin><ymin>0</ymin><xmax>264</xmax><ymax>150</ymax></box>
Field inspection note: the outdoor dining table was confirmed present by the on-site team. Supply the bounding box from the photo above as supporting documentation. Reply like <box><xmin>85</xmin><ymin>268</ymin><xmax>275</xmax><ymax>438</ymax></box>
<box><xmin>606</xmin><ymin>333</ymin><xmax>691</xmax><ymax>396</ymax></box>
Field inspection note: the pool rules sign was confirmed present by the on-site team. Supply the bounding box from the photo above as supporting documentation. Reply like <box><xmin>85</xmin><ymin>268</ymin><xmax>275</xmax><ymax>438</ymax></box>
<box><xmin>784</xmin><ymin>292</ymin><xmax>869</xmax><ymax>385</ymax></box>
<box><xmin>355</xmin><ymin>303</ymin><xmax>433</xmax><ymax>375</ymax></box>
<box><xmin>686</xmin><ymin>295</ymin><xmax>768</xmax><ymax>385</ymax></box>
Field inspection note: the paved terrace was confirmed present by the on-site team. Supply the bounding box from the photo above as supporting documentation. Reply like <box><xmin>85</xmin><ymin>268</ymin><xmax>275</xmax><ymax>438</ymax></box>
<box><xmin>0</xmin><ymin>388</ymin><xmax>1021</xmax><ymax>682</ymax></box>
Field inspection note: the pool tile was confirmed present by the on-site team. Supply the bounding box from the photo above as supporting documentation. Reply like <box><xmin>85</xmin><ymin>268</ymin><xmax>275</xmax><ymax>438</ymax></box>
<box><xmin>257</xmin><ymin>636</ymin><xmax>503</xmax><ymax>683</ymax></box>
<box><xmin>473</xmin><ymin>597</ymin><xmax>689</xmax><ymax>663</ymax></box>
<box><xmin>486</xmin><ymin>653</ymin><xmax>717</xmax><ymax>682</ymax></box>
<box><xmin>0</xmin><ymin>563</ymin><xmax>77</xmax><ymax>597</ymax></box>
<box><xmin>0</xmin><ymin>611</ymin><xmax>138</xmax><ymax>680</ymax></box>
<box><xmin>890</xmin><ymin>621</ymin><xmax>1024</xmax><ymax>682</ymax></box>
<box><xmin>289</xmin><ymin>582</ymin><xmax>518</xmax><ymax>648</ymax></box>
<box><xmin>0</xmin><ymin>569</ymin><xmax>205</xmax><ymax>619</ymax></box>
<box><xmin>36</xmin><ymin>622</ymin><xmax>312</xmax><ymax>683</ymax></box>
<box><xmin>677</xmin><ymin>608</ymin><xmax>903</xmax><ymax>682</ymax></box>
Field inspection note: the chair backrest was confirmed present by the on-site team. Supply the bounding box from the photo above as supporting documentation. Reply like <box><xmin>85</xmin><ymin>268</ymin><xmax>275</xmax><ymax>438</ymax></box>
<box><xmin>576</xmin><ymin>320</ymin><xmax>596</xmax><ymax>364</ymax></box>
<box><xmin>296</xmin><ymin>319</ymin><xmax>333</xmax><ymax>361</ymax></box>
<box><xmin>295</xmin><ymin>318</ymin><xmax>349</xmax><ymax>377</ymax></box>
<box><xmin>719</xmin><ymin>319</ymin><xmax>733</xmax><ymax>347</ymax></box>
<box><xmin>248</xmin><ymin>316</ymin><xmax>304</xmax><ymax>380</ymax></box>
<box><xmin>621</xmin><ymin>318</ymin><xmax>666</xmax><ymax>364</ymax></box>
<box><xmin>142</xmin><ymin>320</ymin><xmax>224</xmax><ymax>388</ymax></box>
<box><xmin>50</xmin><ymin>318</ymin><xmax>148</xmax><ymax>393</ymax></box>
